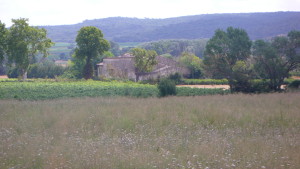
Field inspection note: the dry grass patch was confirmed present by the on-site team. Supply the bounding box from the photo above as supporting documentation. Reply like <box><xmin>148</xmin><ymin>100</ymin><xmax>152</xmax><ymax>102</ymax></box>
<box><xmin>0</xmin><ymin>93</ymin><xmax>300</xmax><ymax>168</ymax></box>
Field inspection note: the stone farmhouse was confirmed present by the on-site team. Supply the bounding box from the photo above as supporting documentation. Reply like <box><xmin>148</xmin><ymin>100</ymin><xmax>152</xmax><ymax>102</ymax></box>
<box><xmin>97</xmin><ymin>53</ymin><xmax>189</xmax><ymax>81</ymax></box>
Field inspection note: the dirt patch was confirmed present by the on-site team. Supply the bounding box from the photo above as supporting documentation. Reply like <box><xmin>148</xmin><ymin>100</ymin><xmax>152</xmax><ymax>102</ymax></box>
<box><xmin>292</xmin><ymin>76</ymin><xmax>300</xmax><ymax>80</ymax></box>
<box><xmin>178</xmin><ymin>84</ymin><xmax>287</xmax><ymax>90</ymax></box>
<box><xmin>177</xmin><ymin>85</ymin><xmax>230</xmax><ymax>89</ymax></box>
<box><xmin>0</xmin><ymin>75</ymin><xmax>8</xmax><ymax>79</ymax></box>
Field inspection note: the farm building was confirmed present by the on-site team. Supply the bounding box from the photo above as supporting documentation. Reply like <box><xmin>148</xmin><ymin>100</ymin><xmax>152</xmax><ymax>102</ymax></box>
<box><xmin>97</xmin><ymin>53</ymin><xmax>189</xmax><ymax>81</ymax></box>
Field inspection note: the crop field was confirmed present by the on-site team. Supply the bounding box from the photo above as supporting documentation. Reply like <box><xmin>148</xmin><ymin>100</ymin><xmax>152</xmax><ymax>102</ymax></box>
<box><xmin>0</xmin><ymin>79</ymin><xmax>228</xmax><ymax>100</ymax></box>
<box><xmin>48</xmin><ymin>42</ymin><xmax>74</xmax><ymax>60</ymax></box>
<box><xmin>0</xmin><ymin>92</ymin><xmax>299</xmax><ymax>168</ymax></box>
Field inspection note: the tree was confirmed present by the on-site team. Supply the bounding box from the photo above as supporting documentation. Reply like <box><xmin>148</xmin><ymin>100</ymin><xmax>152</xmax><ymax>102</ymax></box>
<box><xmin>0</xmin><ymin>21</ymin><xmax>7</xmax><ymax>64</ymax></box>
<box><xmin>75</xmin><ymin>26</ymin><xmax>110</xmax><ymax>79</ymax></box>
<box><xmin>130</xmin><ymin>48</ymin><xmax>158</xmax><ymax>81</ymax></box>
<box><xmin>6</xmin><ymin>18</ymin><xmax>53</xmax><ymax>80</ymax></box>
<box><xmin>203</xmin><ymin>27</ymin><xmax>252</xmax><ymax>92</ymax></box>
<box><xmin>158</xmin><ymin>78</ymin><xmax>176</xmax><ymax>97</ymax></box>
<box><xmin>179</xmin><ymin>52</ymin><xmax>203</xmax><ymax>78</ymax></box>
<box><xmin>253</xmin><ymin>30</ymin><xmax>300</xmax><ymax>91</ymax></box>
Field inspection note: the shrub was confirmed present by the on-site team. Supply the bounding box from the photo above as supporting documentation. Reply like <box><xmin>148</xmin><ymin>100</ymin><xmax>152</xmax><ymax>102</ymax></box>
<box><xmin>158</xmin><ymin>78</ymin><xmax>176</xmax><ymax>97</ymax></box>
<box><xmin>168</xmin><ymin>73</ymin><xmax>182</xmax><ymax>85</ymax></box>
<box><xmin>7</xmin><ymin>61</ymin><xmax>67</xmax><ymax>79</ymax></box>
<box><xmin>288</xmin><ymin>80</ymin><xmax>300</xmax><ymax>89</ymax></box>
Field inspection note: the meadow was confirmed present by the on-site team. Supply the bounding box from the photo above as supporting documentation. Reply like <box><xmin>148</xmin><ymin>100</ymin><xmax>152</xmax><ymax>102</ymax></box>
<box><xmin>0</xmin><ymin>92</ymin><xmax>299</xmax><ymax>168</ymax></box>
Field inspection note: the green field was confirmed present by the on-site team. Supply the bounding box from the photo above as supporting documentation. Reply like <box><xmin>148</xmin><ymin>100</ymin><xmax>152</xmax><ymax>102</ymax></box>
<box><xmin>0</xmin><ymin>79</ymin><xmax>228</xmax><ymax>100</ymax></box>
<box><xmin>48</xmin><ymin>42</ymin><xmax>74</xmax><ymax>60</ymax></box>
<box><xmin>118</xmin><ymin>42</ymin><xmax>141</xmax><ymax>48</ymax></box>
<box><xmin>0</xmin><ymin>93</ymin><xmax>299</xmax><ymax>168</ymax></box>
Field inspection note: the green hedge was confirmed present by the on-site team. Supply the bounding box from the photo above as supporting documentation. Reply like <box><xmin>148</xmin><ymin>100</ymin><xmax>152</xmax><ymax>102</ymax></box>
<box><xmin>182</xmin><ymin>78</ymin><xmax>295</xmax><ymax>85</ymax></box>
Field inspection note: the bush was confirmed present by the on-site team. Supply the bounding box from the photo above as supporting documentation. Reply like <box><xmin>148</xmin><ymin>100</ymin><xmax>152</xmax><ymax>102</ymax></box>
<box><xmin>182</xmin><ymin>79</ymin><xmax>229</xmax><ymax>85</ymax></box>
<box><xmin>288</xmin><ymin>80</ymin><xmax>300</xmax><ymax>89</ymax></box>
<box><xmin>158</xmin><ymin>78</ymin><xmax>176</xmax><ymax>97</ymax></box>
<box><xmin>7</xmin><ymin>61</ymin><xmax>67</xmax><ymax>79</ymax></box>
<box><xmin>168</xmin><ymin>73</ymin><xmax>182</xmax><ymax>85</ymax></box>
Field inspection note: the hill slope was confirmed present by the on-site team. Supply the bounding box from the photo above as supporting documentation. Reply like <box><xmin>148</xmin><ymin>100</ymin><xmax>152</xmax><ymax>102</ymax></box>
<box><xmin>41</xmin><ymin>12</ymin><xmax>300</xmax><ymax>43</ymax></box>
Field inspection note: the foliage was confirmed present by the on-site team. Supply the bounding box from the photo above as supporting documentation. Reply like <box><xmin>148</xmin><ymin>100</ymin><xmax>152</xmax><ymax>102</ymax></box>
<box><xmin>7</xmin><ymin>60</ymin><xmax>66</xmax><ymax>78</ymax></box>
<box><xmin>6</xmin><ymin>18</ymin><xmax>53</xmax><ymax>80</ymax></box>
<box><xmin>168</xmin><ymin>72</ymin><xmax>182</xmax><ymax>85</ymax></box>
<box><xmin>182</xmin><ymin>78</ymin><xmax>229</xmax><ymax>85</ymax></box>
<box><xmin>109</xmin><ymin>41</ymin><xmax>121</xmax><ymax>56</ymax></box>
<box><xmin>253</xmin><ymin>30</ymin><xmax>300</xmax><ymax>91</ymax></box>
<box><xmin>74</xmin><ymin>26</ymin><xmax>110</xmax><ymax>79</ymax></box>
<box><xmin>131</xmin><ymin>48</ymin><xmax>158</xmax><ymax>81</ymax></box>
<box><xmin>60</xmin><ymin>56</ymin><xmax>85</xmax><ymax>79</ymax></box>
<box><xmin>141</xmin><ymin>39</ymin><xmax>208</xmax><ymax>57</ymax></box>
<box><xmin>179</xmin><ymin>52</ymin><xmax>203</xmax><ymax>78</ymax></box>
<box><xmin>204</xmin><ymin>27</ymin><xmax>252</xmax><ymax>92</ymax></box>
<box><xmin>158</xmin><ymin>78</ymin><xmax>176</xmax><ymax>97</ymax></box>
<box><xmin>0</xmin><ymin>21</ymin><xmax>7</xmax><ymax>63</ymax></box>
<box><xmin>288</xmin><ymin>80</ymin><xmax>300</xmax><ymax>89</ymax></box>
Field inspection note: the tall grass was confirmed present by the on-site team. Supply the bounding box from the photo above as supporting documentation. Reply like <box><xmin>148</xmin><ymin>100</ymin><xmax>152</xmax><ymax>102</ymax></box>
<box><xmin>0</xmin><ymin>93</ymin><xmax>300</xmax><ymax>168</ymax></box>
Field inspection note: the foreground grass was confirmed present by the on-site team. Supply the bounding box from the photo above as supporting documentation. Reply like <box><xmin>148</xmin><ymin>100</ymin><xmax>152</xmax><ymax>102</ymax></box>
<box><xmin>0</xmin><ymin>93</ymin><xmax>300</xmax><ymax>168</ymax></box>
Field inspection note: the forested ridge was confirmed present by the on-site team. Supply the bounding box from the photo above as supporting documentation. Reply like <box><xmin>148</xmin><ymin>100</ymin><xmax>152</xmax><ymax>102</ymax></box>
<box><xmin>41</xmin><ymin>12</ymin><xmax>300</xmax><ymax>43</ymax></box>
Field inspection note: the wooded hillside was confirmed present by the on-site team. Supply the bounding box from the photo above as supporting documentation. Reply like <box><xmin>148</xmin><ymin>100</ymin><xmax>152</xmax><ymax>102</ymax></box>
<box><xmin>41</xmin><ymin>12</ymin><xmax>300</xmax><ymax>43</ymax></box>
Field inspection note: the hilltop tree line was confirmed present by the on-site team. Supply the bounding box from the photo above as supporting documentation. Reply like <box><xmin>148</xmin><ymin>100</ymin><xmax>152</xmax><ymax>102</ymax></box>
<box><xmin>0</xmin><ymin>18</ymin><xmax>299</xmax><ymax>93</ymax></box>
<box><xmin>41</xmin><ymin>12</ymin><xmax>300</xmax><ymax>43</ymax></box>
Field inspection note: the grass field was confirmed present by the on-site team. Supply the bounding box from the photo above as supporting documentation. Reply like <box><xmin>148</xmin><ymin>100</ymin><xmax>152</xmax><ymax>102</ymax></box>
<box><xmin>0</xmin><ymin>92</ymin><xmax>299</xmax><ymax>168</ymax></box>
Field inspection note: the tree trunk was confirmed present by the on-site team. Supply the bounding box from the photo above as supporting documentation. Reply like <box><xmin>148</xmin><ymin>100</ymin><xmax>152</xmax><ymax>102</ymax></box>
<box><xmin>228</xmin><ymin>79</ymin><xmax>235</xmax><ymax>93</ymax></box>
<box><xmin>83</xmin><ymin>59</ymin><xmax>94</xmax><ymax>79</ymax></box>
<box><xmin>135</xmin><ymin>73</ymin><xmax>140</xmax><ymax>82</ymax></box>
<box><xmin>21</xmin><ymin>69</ymin><xmax>27</xmax><ymax>81</ymax></box>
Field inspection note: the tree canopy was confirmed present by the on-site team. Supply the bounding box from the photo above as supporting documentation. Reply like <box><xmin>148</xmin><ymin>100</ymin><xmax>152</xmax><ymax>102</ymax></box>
<box><xmin>75</xmin><ymin>26</ymin><xmax>110</xmax><ymax>79</ymax></box>
<box><xmin>179</xmin><ymin>52</ymin><xmax>203</xmax><ymax>78</ymax></box>
<box><xmin>253</xmin><ymin>30</ymin><xmax>300</xmax><ymax>91</ymax></box>
<box><xmin>0</xmin><ymin>21</ymin><xmax>7</xmax><ymax>63</ymax></box>
<box><xmin>204</xmin><ymin>27</ymin><xmax>252</xmax><ymax>92</ymax></box>
<box><xmin>6</xmin><ymin>18</ymin><xmax>53</xmax><ymax>80</ymax></box>
<box><xmin>131</xmin><ymin>48</ymin><xmax>158</xmax><ymax>81</ymax></box>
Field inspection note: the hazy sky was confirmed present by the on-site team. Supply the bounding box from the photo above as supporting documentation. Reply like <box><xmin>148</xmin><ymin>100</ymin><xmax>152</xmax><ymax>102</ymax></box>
<box><xmin>1</xmin><ymin>0</ymin><xmax>300</xmax><ymax>26</ymax></box>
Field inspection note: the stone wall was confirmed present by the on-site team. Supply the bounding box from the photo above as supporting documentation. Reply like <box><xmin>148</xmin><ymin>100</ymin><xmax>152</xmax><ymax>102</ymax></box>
<box><xmin>97</xmin><ymin>55</ymin><xmax>190</xmax><ymax>81</ymax></box>
<box><xmin>98</xmin><ymin>57</ymin><xmax>136</xmax><ymax>80</ymax></box>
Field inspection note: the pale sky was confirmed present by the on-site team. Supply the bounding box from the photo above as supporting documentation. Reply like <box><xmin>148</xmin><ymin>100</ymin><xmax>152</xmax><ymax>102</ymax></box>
<box><xmin>1</xmin><ymin>0</ymin><xmax>300</xmax><ymax>27</ymax></box>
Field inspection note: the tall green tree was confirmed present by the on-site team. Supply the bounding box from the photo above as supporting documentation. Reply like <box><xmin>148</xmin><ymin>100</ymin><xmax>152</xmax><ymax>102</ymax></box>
<box><xmin>6</xmin><ymin>18</ymin><xmax>53</xmax><ymax>80</ymax></box>
<box><xmin>253</xmin><ymin>30</ymin><xmax>300</xmax><ymax>91</ymax></box>
<box><xmin>0</xmin><ymin>21</ymin><xmax>7</xmax><ymax>63</ymax></box>
<box><xmin>75</xmin><ymin>26</ymin><xmax>110</xmax><ymax>79</ymax></box>
<box><xmin>203</xmin><ymin>27</ymin><xmax>252</xmax><ymax>92</ymax></box>
<box><xmin>179</xmin><ymin>52</ymin><xmax>203</xmax><ymax>78</ymax></box>
<box><xmin>131</xmin><ymin>48</ymin><xmax>158</xmax><ymax>81</ymax></box>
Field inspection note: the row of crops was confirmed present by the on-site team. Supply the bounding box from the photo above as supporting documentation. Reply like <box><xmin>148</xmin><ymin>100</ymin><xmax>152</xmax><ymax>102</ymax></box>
<box><xmin>0</xmin><ymin>79</ymin><xmax>229</xmax><ymax>100</ymax></box>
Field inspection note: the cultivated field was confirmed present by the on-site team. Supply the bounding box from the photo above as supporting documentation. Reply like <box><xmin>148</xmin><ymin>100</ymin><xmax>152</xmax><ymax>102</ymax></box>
<box><xmin>0</xmin><ymin>79</ymin><xmax>228</xmax><ymax>100</ymax></box>
<box><xmin>0</xmin><ymin>93</ymin><xmax>300</xmax><ymax>168</ymax></box>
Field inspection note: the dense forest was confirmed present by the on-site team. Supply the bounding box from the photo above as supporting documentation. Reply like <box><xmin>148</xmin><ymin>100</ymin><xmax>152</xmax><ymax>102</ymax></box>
<box><xmin>41</xmin><ymin>12</ymin><xmax>300</xmax><ymax>43</ymax></box>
